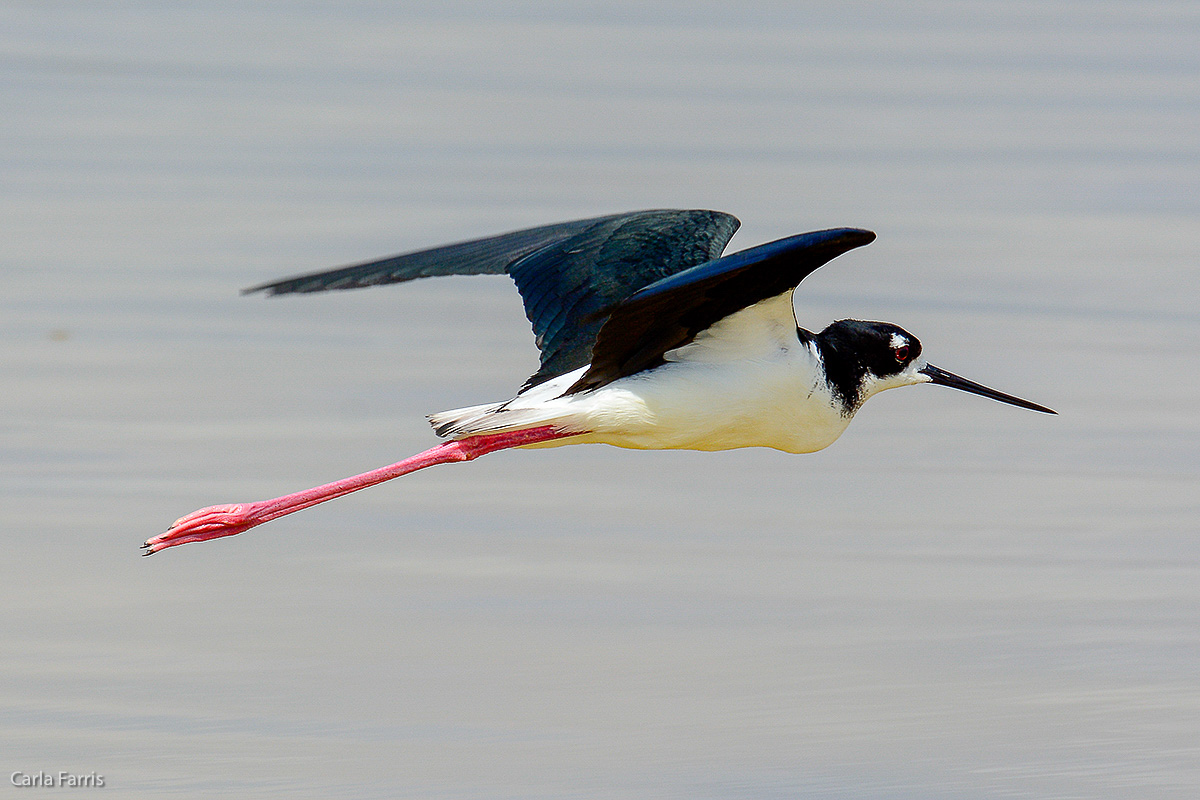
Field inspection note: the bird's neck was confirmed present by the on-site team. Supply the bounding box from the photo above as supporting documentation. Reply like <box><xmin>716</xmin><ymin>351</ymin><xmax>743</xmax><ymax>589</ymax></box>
<box><xmin>808</xmin><ymin>328</ymin><xmax>867</xmax><ymax>417</ymax></box>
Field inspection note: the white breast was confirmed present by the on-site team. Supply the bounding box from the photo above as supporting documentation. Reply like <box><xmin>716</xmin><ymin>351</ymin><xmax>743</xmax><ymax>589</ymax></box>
<box><xmin>563</xmin><ymin>293</ymin><xmax>853</xmax><ymax>453</ymax></box>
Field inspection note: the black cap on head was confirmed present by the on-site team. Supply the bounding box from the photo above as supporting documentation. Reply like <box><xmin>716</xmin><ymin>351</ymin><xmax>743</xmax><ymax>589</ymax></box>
<box><xmin>815</xmin><ymin>320</ymin><xmax>922</xmax><ymax>413</ymax></box>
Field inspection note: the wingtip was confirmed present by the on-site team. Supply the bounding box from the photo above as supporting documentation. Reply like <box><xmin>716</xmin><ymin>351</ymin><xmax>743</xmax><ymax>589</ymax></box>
<box><xmin>823</xmin><ymin>227</ymin><xmax>877</xmax><ymax>258</ymax></box>
<box><xmin>832</xmin><ymin>227</ymin><xmax>876</xmax><ymax>247</ymax></box>
<box><xmin>240</xmin><ymin>282</ymin><xmax>273</xmax><ymax>296</ymax></box>
<box><xmin>782</xmin><ymin>227</ymin><xmax>876</xmax><ymax>254</ymax></box>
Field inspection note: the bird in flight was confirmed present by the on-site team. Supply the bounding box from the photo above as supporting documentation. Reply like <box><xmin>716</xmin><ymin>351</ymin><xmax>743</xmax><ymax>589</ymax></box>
<box><xmin>145</xmin><ymin>209</ymin><xmax>1054</xmax><ymax>554</ymax></box>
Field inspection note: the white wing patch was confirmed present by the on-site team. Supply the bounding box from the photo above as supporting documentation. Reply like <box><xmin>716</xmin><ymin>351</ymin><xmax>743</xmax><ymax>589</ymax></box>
<box><xmin>663</xmin><ymin>291</ymin><xmax>799</xmax><ymax>364</ymax></box>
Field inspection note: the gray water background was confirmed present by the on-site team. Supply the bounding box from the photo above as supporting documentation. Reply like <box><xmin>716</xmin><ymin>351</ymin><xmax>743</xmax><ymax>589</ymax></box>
<box><xmin>2</xmin><ymin>2</ymin><xmax>1198</xmax><ymax>797</ymax></box>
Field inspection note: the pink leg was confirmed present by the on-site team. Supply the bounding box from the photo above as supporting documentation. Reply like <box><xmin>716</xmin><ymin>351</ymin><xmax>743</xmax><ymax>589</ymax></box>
<box><xmin>143</xmin><ymin>426</ymin><xmax>578</xmax><ymax>555</ymax></box>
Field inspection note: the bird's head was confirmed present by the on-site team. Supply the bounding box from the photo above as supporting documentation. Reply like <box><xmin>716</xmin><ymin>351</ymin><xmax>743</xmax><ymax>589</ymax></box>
<box><xmin>815</xmin><ymin>319</ymin><xmax>1055</xmax><ymax>416</ymax></box>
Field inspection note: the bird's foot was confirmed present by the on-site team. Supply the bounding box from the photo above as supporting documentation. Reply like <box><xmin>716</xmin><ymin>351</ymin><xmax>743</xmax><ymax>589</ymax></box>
<box><xmin>143</xmin><ymin>503</ymin><xmax>267</xmax><ymax>555</ymax></box>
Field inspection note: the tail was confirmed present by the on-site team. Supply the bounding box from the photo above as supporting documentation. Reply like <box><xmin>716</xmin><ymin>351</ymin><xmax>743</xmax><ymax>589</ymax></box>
<box><xmin>429</xmin><ymin>367</ymin><xmax>591</xmax><ymax>440</ymax></box>
<box><xmin>427</xmin><ymin>402</ymin><xmax>577</xmax><ymax>439</ymax></box>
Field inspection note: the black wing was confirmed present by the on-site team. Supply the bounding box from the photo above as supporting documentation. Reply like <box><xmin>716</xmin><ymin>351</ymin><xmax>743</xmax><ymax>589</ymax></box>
<box><xmin>245</xmin><ymin>210</ymin><xmax>740</xmax><ymax>388</ymax></box>
<box><xmin>568</xmin><ymin>228</ymin><xmax>876</xmax><ymax>394</ymax></box>
<box><xmin>507</xmin><ymin>210</ymin><xmax>739</xmax><ymax>386</ymax></box>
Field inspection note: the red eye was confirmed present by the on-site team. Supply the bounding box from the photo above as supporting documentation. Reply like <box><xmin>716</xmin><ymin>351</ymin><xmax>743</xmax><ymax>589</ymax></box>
<box><xmin>894</xmin><ymin>345</ymin><xmax>909</xmax><ymax>363</ymax></box>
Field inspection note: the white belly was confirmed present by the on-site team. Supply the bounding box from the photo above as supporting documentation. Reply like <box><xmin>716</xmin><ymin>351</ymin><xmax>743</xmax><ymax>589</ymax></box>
<box><xmin>564</xmin><ymin>355</ymin><xmax>851</xmax><ymax>453</ymax></box>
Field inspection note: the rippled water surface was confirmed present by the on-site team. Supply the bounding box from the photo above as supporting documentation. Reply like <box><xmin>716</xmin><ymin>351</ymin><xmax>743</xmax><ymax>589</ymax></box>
<box><xmin>3</xmin><ymin>2</ymin><xmax>1198</xmax><ymax>797</ymax></box>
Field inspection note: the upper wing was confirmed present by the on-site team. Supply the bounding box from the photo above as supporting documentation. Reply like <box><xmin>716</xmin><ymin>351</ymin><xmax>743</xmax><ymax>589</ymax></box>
<box><xmin>508</xmin><ymin>210</ymin><xmax>739</xmax><ymax>387</ymax></box>
<box><xmin>243</xmin><ymin>212</ymin><xmax>644</xmax><ymax>294</ymax></box>
<box><xmin>567</xmin><ymin>228</ymin><xmax>876</xmax><ymax>394</ymax></box>
<box><xmin>244</xmin><ymin>209</ymin><xmax>740</xmax><ymax>388</ymax></box>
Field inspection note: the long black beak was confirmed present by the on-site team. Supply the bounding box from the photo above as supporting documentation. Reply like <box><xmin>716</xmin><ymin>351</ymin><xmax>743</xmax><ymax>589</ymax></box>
<box><xmin>920</xmin><ymin>364</ymin><xmax>1056</xmax><ymax>414</ymax></box>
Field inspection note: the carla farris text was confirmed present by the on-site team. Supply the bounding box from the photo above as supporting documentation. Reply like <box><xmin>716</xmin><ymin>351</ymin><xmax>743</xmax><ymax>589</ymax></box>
<box><xmin>11</xmin><ymin>771</ymin><xmax>105</xmax><ymax>788</ymax></box>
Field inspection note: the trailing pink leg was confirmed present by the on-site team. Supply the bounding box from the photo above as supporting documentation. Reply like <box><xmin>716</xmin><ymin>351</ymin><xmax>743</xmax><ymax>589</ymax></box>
<box><xmin>143</xmin><ymin>426</ymin><xmax>577</xmax><ymax>555</ymax></box>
